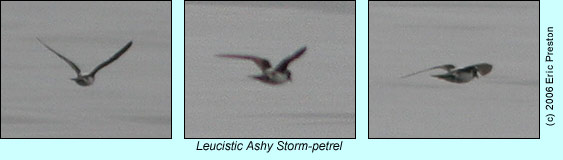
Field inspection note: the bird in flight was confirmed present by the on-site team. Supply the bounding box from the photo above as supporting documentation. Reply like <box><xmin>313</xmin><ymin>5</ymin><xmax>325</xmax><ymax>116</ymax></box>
<box><xmin>37</xmin><ymin>38</ymin><xmax>133</xmax><ymax>86</ymax></box>
<box><xmin>401</xmin><ymin>63</ymin><xmax>492</xmax><ymax>83</ymax></box>
<box><xmin>216</xmin><ymin>46</ymin><xmax>307</xmax><ymax>85</ymax></box>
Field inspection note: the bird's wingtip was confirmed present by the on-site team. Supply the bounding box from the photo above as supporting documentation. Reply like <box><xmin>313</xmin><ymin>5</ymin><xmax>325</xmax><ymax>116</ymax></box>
<box><xmin>295</xmin><ymin>46</ymin><xmax>307</xmax><ymax>52</ymax></box>
<box><xmin>215</xmin><ymin>54</ymin><xmax>237</xmax><ymax>58</ymax></box>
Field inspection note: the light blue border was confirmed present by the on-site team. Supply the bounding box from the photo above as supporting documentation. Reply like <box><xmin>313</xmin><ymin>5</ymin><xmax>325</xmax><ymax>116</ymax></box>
<box><xmin>172</xmin><ymin>0</ymin><xmax>184</xmax><ymax>140</ymax></box>
<box><xmin>0</xmin><ymin>0</ymin><xmax>561</xmax><ymax>159</ymax></box>
<box><xmin>540</xmin><ymin>0</ymin><xmax>561</xmax><ymax>142</ymax></box>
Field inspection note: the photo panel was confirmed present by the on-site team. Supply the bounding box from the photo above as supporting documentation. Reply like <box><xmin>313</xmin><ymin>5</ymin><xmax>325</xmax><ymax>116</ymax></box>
<box><xmin>185</xmin><ymin>1</ymin><xmax>356</xmax><ymax>138</ymax></box>
<box><xmin>368</xmin><ymin>1</ymin><xmax>539</xmax><ymax>138</ymax></box>
<box><xmin>0</xmin><ymin>1</ymin><xmax>172</xmax><ymax>138</ymax></box>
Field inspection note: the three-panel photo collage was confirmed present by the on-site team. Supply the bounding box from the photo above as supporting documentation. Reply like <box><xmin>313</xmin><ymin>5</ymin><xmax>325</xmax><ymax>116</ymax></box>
<box><xmin>1</xmin><ymin>0</ymin><xmax>543</xmax><ymax>158</ymax></box>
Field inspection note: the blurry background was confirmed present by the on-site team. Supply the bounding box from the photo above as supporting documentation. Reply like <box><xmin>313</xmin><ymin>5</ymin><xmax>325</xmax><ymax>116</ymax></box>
<box><xmin>185</xmin><ymin>1</ymin><xmax>355</xmax><ymax>138</ymax></box>
<box><xmin>1</xmin><ymin>1</ymin><xmax>171</xmax><ymax>138</ymax></box>
<box><xmin>369</xmin><ymin>1</ymin><xmax>539</xmax><ymax>138</ymax></box>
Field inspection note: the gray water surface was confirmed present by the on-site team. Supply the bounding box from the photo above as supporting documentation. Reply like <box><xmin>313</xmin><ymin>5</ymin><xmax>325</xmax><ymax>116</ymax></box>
<box><xmin>1</xmin><ymin>1</ymin><xmax>171</xmax><ymax>138</ymax></box>
<box><xmin>185</xmin><ymin>1</ymin><xmax>356</xmax><ymax>138</ymax></box>
<box><xmin>369</xmin><ymin>1</ymin><xmax>539</xmax><ymax>138</ymax></box>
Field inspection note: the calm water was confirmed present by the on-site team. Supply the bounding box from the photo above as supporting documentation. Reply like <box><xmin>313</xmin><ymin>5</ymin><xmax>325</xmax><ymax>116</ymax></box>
<box><xmin>369</xmin><ymin>1</ymin><xmax>539</xmax><ymax>138</ymax></box>
<box><xmin>1</xmin><ymin>2</ymin><xmax>171</xmax><ymax>138</ymax></box>
<box><xmin>185</xmin><ymin>2</ymin><xmax>356</xmax><ymax>138</ymax></box>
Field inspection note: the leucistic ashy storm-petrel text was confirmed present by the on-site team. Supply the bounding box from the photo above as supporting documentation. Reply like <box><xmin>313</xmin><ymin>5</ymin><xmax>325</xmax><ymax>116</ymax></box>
<box><xmin>401</xmin><ymin>63</ymin><xmax>492</xmax><ymax>83</ymax></box>
<box><xmin>217</xmin><ymin>46</ymin><xmax>307</xmax><ymax>85</ymax></box>
<box><xmin>37</xmin><ymin>38</ymin><xmax>132</xmax><ymax>86</ymax></box>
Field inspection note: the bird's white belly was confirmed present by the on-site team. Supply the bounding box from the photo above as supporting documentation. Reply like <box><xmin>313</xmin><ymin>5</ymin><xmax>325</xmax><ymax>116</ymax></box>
<box><xmin>455</xmin><ymin>72</ymin><xmax>474</xmax><ymax>82</ymax></box>
<box><xmin>265</xmin><ymin>70</ymin><xmax>289</xmax><ymax>82</ymax></box>
<box><xmin>270</xmin><ymin>73</ymin><xmax>289</xmax><ymax>81</ymax></box>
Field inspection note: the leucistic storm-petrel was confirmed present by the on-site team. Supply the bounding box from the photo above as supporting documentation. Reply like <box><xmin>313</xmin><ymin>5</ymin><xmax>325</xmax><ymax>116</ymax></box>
<box><xmin>217</xmin><ymin>46</ymin><xmax>307</xmax><ymax>85</ymax></box>
<box><xmin>401</xmin><ymin>63</ymin><xmax>492</xmax><ymax>83</ymax></box>
<box><xmin>37</xmin><ymin>38</ymin><xmax>132</xmax><ymax>86</ymax></box>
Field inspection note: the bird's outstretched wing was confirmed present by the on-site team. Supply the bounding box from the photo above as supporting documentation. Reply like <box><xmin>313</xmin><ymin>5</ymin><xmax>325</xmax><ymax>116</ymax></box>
<box><xmin>401</xmin><ymin>64</ymin><xmax>456</xmax><ymax>78</ymax></box>
<box><xmin>37</xmin><ymin>38</ymin><xmax>82</xmax><ymax>76</ymax></box>
<box><xmin>466</xmin><ymin>63</ymin><xmax>492</xmax><ymax>76</ymax></box>
<box><xmin>275</xmin><ymin>46</ymin><xmax>307</xmax><ymax>72</ymax></box>
<box><xmin>216</xmin><ymin>54</ymin><xmax>272</xmax><ymax>71</ymax></box>
<box><xmin>89</xmin><ymin>41</ymin><xmax>133</xmax><ymax>76</ymax></box>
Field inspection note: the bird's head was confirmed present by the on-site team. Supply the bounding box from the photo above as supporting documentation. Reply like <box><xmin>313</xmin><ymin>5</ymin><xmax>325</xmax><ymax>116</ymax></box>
<box><xmin>471</xmin><ymin>67</ymin><xmax>479</xmax><ymax>78</ymax></box>
<box><xmin>286</xmin><ymin>70</ymin><xmax>292</xmax><ymax>81</ymax></box>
